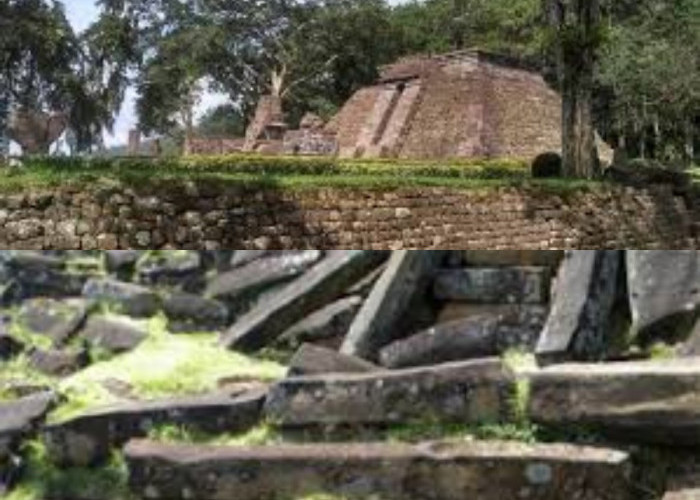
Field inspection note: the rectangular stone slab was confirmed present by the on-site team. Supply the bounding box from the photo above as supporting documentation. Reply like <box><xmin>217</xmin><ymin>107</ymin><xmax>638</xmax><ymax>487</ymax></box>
<box><xmin>44</xmin><ymin>389</ymin><xmax>266</xmax><ymax>467</ymax></box>
<box><xmin>433</xmin><ymin>267</ymin><xmax>551</xmax><ymax>304</ymax></box>
<box><xmin>529</xmin><ymin>358</ymin><xmax>700</xmax><ymax>446</ymax></box>
<box><xmin>265</xmin><ymin>358</ymin><xmax>514</xmax><ymax>427</ymax></box>
<box><xmin>125</xmin><ymin>439</ymin><xmax>631</xmax><ymax>500</ymax></box>
<box><xmin>221</xmin><ymin>251</ymin><xmax>388</xmax><ymax>352</ymax></box>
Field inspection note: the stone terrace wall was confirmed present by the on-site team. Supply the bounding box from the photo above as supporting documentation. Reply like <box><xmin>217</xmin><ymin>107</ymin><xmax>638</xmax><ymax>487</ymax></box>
<box><xmin>0</xmin><ymin>182</ymin><xmax>696</xmax><ymax>250</ymax></box>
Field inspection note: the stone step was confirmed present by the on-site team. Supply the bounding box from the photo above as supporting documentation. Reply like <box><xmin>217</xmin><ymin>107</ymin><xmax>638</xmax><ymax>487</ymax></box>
<box><xmin>529</xmin><ymin>358</ymin><xmax>700</xmax><ymax>446</ymax></box>
<box><xmin>265</xmin><ymin>358</ymin><xmax>514</xmax><ymax>427</ymax></box>
<box><xmin>44</xmin><ymin>389</ymin><xmax>266</xmax><ymax>467</ymax></box>
<box><xmin>124</xmin><ymin>439</ymin><xmax>632</xmax><ymax>500</ymax></box>
<box><xmin>433</xmin><ymin>266</ymin><xmax>552</xmax><ymax>304</ymax></box>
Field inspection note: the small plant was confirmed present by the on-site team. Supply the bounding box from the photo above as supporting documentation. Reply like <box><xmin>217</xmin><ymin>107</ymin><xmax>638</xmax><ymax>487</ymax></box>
<box><xmin>148</xmin><ymin>420</ymin><xmax>281</xmax><ymax>446</ymax></box>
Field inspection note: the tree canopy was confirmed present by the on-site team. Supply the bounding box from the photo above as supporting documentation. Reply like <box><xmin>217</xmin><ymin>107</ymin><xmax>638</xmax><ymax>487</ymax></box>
<box><xmin>0</xmin><ymin>0</ymin><xmax>697</xmax><ymax>167</ymax></box>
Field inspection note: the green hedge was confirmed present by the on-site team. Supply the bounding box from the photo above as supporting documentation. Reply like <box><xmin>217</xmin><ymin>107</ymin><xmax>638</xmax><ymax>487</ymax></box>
<box><xmin>13</xmin><ymin>154</ymin><xmax>531</xmax><ymax>180</ymax></box>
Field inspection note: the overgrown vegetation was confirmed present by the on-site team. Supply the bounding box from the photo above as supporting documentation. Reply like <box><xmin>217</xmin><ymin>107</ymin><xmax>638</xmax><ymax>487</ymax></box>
<box><xmin>0</xmin><ymin>311</ymin><xmax>285</xmax><ymax>418</ymax></box>
<box><xmin>0</xmin><ymin>154</ymin><xmax>610</xmax><ymax>194</ymax></box>
<box><xmin>5</xmin><ymin>441</ymin><xmax>132</xmax><ymax>500</ymax></box>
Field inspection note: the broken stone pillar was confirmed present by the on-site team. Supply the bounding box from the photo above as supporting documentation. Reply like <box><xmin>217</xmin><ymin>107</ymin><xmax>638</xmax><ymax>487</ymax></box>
<box><xmin>125</xmin><ymin>439</ymin><xmax>632</xmax><ymax>500</ymax></box>
<box><xmin>341</xmin><ymin>250</ymin><xmax>447</xmax><ymax>361</ymax></box>
<box><xmin>535</xmin><ymin>251</ymin><xmax>626</xmax><ymax>362</ymax></box>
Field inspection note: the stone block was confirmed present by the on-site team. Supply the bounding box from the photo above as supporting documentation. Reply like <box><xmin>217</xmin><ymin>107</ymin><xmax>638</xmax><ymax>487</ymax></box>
<box><xmin>265</xmin><ymin>358</ymin><xmax>513</xmax><ymax>427</ymax></box>
<box><xmin>124</xmin><ymin>439</ymin><xmax>631</xmax><ymax>500</ymax></box>
<box><xmin>529</xmin><ymin>358</ymin><xmax>700</xmax><ymax>446</ymax></box>
<box><xmin>433</xmin><ymin>267</ymin><xmax>551</xmax><ymax>304</ymax></box>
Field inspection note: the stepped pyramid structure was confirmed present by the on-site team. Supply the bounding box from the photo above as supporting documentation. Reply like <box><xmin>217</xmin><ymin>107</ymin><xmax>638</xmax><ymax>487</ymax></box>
<box><xmin>325</xmin><ymin>50</ymin><xmax>563</xmax><ymax>161</ymax></box>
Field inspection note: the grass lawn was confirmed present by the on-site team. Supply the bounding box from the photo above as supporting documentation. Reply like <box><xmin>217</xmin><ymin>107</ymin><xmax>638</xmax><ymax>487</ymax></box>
<box><xmin>0</xmin><ymin>154</ymin><xmax>604</xmax><ymax>193</ymax></box>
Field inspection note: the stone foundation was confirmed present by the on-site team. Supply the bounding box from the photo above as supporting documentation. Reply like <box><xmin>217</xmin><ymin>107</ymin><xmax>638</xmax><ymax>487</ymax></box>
<box><xmin>0</xmin><ymin>182</ymin><xmax>695</xmax><ymax>249</ymax></box>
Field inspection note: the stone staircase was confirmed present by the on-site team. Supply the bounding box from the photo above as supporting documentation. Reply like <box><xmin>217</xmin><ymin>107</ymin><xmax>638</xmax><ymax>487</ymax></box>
<box><xmin>434</xmin><ymin>250</ymin><xmax>560</xmax><ymax>326</ymax></box>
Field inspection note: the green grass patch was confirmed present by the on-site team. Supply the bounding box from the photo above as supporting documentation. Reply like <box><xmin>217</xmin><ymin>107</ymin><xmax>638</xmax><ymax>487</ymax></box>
<box><xmin>49</xmin><ymin>314</ymin><xmax>285</xmax><ymax>423</ymax></box>
<box><xmin>148</xmin><ymin>420</ymin><xmax>282</xmax><ymax>447</ymax></box>
<box><xmin>385</xmin><ymin>419</ymin><xmax>540</xmax><ymax>445</ymax></box>
<box><xmin>0</xmin><ymin>154</ymin><xmax>604</xmax><ymax>193</ymax></box>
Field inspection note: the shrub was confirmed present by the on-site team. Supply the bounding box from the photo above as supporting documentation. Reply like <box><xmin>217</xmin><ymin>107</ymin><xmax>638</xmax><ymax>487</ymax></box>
<box><xmin>531</xmin><ymin>152</ymin><xmax>563</xmax><ymax>178</ymax></box>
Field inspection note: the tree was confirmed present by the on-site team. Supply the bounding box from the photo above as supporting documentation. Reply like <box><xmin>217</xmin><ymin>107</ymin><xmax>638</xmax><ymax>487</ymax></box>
<box><xmin>597</xmin><ymin>0</ymin><xmax>700</xmax><ymax>165</ymax></box>
<box><xmin>197</xmin><ymin>105</ymin><xmax>246</xmax><ymax>138</ymax></box>
<box><xmin>544</xmin><ymin>0</ymin><xmax>604</xmax><ymax>178</ymax></box>
<box><xmin>0</xmin><ymin>0</ymin><xmax>123</xmax><ymax>153</ymax></box>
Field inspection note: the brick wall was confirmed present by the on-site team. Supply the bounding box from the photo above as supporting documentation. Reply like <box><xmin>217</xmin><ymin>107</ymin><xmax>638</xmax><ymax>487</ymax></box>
<box><xmin>0</xmin><ymin>182</ymin><xmax>696</xmax><ymax>250</ymax></box>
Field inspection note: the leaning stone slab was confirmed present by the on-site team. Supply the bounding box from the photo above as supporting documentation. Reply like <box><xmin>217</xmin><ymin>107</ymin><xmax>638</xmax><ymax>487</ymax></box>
<box><xmin>529</xmin><ymin>358</ymin><xmax>700</xmax><ymax>446</ymax></box>
<box><xmin>206</xmin><ymin>251</ymin><xmax>323</xmax><ymax>301</ymax></box>
<box><xmin>341</xmin><ymin>250</ymin><xmax>446</xmax><ymax>360</ymax></box>
<box><xmin>379</xmin><ymin>306</ymin><xmax>547</xmax><ymax>369</ymax></box>
<box><xmin>83</xmin><ymin>278</ymin><xmax>161</xmax><ymax>317</ymax></box>
<box><xmin>287</xmin><ymin>344</ymin><xmax>379</xmax><ymax>377</ymax></box>
<box><xmin>124</xmin><ymin>439</ymin><xmax>631</xmax><ymax>500</ymax></box>
<box><xmin>277</xmin><ymin>295</ymin><xmax>363</xmax><ymax>348</ymax></box>
<box><xmin>44</xmin><ymin>389</ymin><xmax>266</xmax><ymax>467</ymax></box>
<box><xmin>433</xmin><ymin>266</ymin><xmax>551</xmax><ymax>304</ymax></box>
<box><xmin>221</xmin><ymin>251</ymin><xmax>387</xmax><ymax>352</ymax></box>
<box><xmin>627</xmin><ymin>250</ymin><xmax>700</xmax><ymax>341</ymax></box>
<box><xmin>265</xmin><ymin>358</ymin><xmax>513</xmax><ymax>427</ymax></box>
<box><xmin>535</xmin><ymin>251</ymin><xmax>624</xmax><ymax>362</ymax></box>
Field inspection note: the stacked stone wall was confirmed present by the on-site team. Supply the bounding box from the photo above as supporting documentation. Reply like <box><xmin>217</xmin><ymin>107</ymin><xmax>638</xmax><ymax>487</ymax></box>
<box><xmin>0</xmin><ymin>182</ymin><xmax>695</xmax><ymax>250</ymax></box>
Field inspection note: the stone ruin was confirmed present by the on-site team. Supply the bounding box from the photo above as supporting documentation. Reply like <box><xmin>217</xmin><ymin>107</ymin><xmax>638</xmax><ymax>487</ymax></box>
<box><xmin>187</xmin><ymin>50</ymin><xmax>605</xmax><ymax>162</ymax></box>
<box><xmin>2</xmin><ymin>250</ymin><xmax>700</xmax><ymax>499</ymax></box>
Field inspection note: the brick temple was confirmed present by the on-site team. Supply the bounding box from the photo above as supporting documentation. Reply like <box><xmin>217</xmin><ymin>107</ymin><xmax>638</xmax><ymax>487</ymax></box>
<box><xmin>189</xmin><ymin>50</ymin><xmax>580</xmax><ymax>162</ymax></box>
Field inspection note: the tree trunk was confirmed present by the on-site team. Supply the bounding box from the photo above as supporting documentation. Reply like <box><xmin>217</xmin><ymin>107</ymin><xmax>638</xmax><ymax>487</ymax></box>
<box><xmin>547</xmin><ymin>0</ymin><xmax>601</xmax><ymax>179</ymax></box>
<box><xmin>685</xmin><ymin>118</ymin><xmax>695</xmax><ymax>165</ymax></box>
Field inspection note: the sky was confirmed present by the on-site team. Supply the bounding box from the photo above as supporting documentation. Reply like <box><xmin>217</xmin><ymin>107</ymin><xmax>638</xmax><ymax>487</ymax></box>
<box><xmin>63</xmin><ymin>0</ymin><xmax>229</xmax><ymax>146</ymax></box>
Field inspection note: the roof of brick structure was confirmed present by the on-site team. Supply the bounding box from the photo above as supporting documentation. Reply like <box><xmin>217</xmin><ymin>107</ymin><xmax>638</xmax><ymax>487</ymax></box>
<box><xmin>327</xmin><ymin>50</ymin><xmax>563</xmax><ymax>161</ymax></box>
